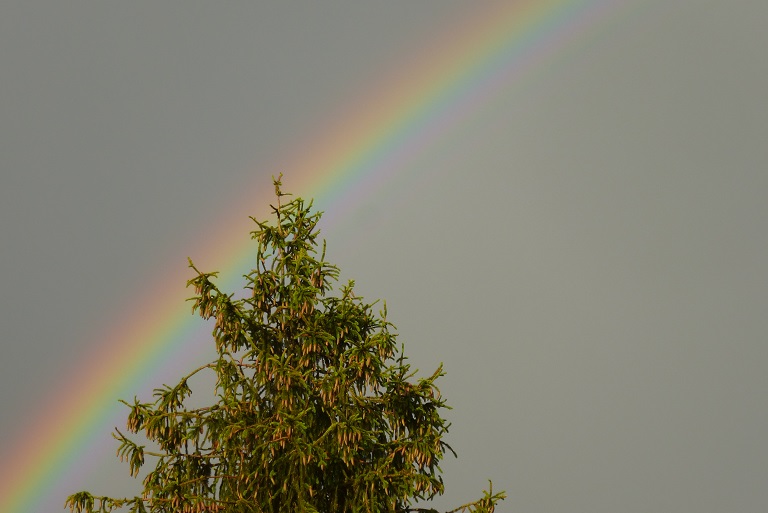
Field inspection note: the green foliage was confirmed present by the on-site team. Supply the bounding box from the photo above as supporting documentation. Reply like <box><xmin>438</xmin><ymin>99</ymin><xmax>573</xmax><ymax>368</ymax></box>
<box><xmin>66</xmin><ymin>176</ymin><xmax>505</xmax><ymax>513</ymax></box>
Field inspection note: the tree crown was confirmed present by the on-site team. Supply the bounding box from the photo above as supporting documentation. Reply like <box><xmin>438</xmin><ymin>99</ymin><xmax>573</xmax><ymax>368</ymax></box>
<box><xmin>66</xmin><ymin>176</ymin><xmax>505</xmax><ymax>513</ymax></box>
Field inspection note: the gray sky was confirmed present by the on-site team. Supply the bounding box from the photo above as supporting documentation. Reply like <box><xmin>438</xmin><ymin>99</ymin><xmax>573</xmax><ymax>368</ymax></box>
<box><xmin>2</xmin><ymin>2</ymin><xmax>768</xmax><ymax>512</ymax></box>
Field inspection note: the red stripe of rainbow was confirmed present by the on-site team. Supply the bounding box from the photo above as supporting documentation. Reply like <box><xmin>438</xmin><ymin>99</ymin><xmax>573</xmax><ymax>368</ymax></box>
<box><xmin>0</xmin><ymin>1</ymin><xmax>626</xmax><ymax>511</ymax></box>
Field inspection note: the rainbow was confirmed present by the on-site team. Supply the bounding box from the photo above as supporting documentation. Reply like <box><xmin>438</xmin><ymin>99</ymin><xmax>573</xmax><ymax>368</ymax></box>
<box><xmin>0</xmin><ymin>1</ymin><xmax>627</xmax><ymax>511</ymax></box>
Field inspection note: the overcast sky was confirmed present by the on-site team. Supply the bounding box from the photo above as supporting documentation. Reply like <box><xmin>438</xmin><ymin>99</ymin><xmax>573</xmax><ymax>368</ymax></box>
<box><xmin>2</xmin><ymin>2</ymin><xmax>768</xmax><ymax>512</ymax></box>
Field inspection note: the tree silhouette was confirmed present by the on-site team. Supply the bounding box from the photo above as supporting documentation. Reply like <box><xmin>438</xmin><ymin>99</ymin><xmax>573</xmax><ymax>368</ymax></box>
<box><xmin>66</xmin><ymin>176</ymin><xmax>505</xmax><ymax>513</ymax></box>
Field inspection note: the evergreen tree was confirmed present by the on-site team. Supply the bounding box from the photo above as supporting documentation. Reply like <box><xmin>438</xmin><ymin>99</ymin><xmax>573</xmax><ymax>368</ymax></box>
<box><xmin>66</xmin><ymin>176</ymin><xmax>505</xmax><ymax>513</ymax></box>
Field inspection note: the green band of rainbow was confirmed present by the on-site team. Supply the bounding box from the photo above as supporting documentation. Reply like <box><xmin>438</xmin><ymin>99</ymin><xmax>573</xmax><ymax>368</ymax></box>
<box><xmin>0</xmin><ymin>1</ymin><xmax>627</xmax><ymax>511</ymax></box>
